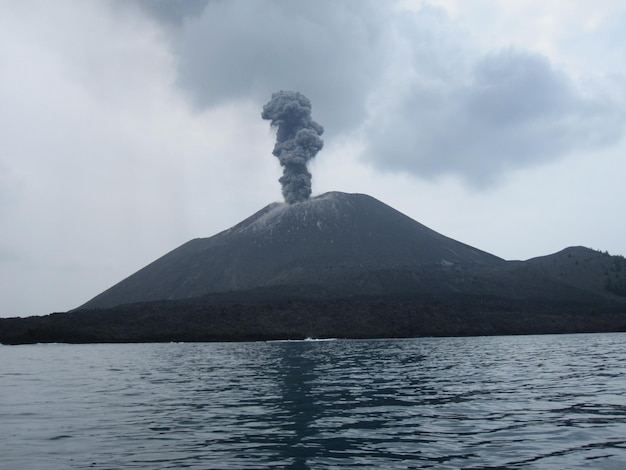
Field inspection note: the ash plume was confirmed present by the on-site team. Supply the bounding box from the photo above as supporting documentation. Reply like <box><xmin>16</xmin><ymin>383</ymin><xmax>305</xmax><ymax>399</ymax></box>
<box><xmin>262</xmin><ymin>91</ymin><xmax>324</xmax><ymax>204</ymax></box>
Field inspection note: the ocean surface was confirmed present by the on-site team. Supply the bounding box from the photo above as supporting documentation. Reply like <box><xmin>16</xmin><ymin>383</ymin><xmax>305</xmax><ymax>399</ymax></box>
<box><xmin>2</xmin><ymin>334</ymin><xmax>626</xmax><ymax>469</ymax></box>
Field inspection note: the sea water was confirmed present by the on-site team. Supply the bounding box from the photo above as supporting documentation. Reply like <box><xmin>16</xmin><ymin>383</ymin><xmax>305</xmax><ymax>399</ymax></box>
<box><xmin>1</xmin><ymin>334</ymin><xmax>625</xmax><ymax>469</ymax></box>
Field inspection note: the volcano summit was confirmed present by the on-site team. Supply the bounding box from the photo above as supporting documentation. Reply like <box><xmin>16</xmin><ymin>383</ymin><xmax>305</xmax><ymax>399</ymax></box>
<box><xmin>80</xmin><ymin>192</ymin><xmax>502</xmax><ymax>310</ymax></box>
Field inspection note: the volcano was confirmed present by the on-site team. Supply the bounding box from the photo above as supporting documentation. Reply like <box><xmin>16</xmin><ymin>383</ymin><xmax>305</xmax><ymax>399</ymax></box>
<box><xmin>2</xmin><ymin>192</ymin><xmax>625</xmax><ymax>344</ymax></box>
<box><xmin>80</xmin><ymin>192</ymin><xmax>502</xmax><ymax>309</ymax></box>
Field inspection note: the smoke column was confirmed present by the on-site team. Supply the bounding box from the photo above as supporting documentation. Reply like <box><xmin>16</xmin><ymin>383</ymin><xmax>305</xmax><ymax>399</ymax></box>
<box><xmin>262</xmin><ymin>91</ymin><xmax>324</xmax><ymax>204</ymax></box>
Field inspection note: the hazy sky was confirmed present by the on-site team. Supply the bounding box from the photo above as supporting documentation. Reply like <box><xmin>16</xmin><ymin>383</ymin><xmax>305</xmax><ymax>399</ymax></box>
<box><xmin>1</xmin><ymin>0</ymin><xmax>625</xmax><ymax>317</ymax></box>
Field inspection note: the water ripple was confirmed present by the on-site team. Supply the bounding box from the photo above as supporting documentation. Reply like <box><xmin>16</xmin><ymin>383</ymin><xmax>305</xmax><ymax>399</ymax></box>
<box><xmin>2</xmin><ymin>333</ymin><xmax>626</xmax><ymax>468</ymax></box>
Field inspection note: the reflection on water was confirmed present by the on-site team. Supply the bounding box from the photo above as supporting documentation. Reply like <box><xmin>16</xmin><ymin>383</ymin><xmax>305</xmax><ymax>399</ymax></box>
<box><xmin>274</xmin><ymin>343</ymin><xmax>322</xmax><ymax>469</ymax></box>
<box><xmin>1</xmin><ymin>334</ymin><xmax>626</xmax><ymax>469</ymax></box>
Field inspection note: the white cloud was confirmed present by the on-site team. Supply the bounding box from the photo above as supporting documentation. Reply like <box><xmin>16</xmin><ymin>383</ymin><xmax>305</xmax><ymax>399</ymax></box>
<box><xmin>0</xmin><ymin>1</ymin><xmax>276</xmax><ymax>316</ymax></box>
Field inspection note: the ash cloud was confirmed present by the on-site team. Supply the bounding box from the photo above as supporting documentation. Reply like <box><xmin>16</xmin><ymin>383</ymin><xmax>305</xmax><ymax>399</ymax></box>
<box><xmin>262</xmin><ymin>91</ymin><xmax>324</xmax><ymax>204</ymax></box>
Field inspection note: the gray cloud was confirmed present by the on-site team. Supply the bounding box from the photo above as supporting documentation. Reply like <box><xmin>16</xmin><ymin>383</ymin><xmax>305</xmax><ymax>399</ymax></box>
<box><xmin>121</xmin><ymin>0</ymin><xmax>208</xmax><ymax>27</ymax></box>
<box><xmin>468</xmin><ymin>50</ymin><xmax>574</xmax><ymax>125</ymax></box>
<box><xmin>363</xmin><ymin>48</ymin><xmax>626</xmax><ymax>187</ymax></box>
<box><xmin>127</xmin><ymin>1</ymin><xmax>626</xmax><ymax>188</ymax></box>
<box><xmin>169</xmin><ymin>0</ymin><xmax>390</xmax><ymax>137</ymax></box>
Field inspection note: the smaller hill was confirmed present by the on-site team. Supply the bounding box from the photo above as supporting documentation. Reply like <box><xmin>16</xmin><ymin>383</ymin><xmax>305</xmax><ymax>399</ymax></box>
<box><xmin>524</xmin><ymin>247</ymin><xmax>626</xmax><ymax>298</ymax></box>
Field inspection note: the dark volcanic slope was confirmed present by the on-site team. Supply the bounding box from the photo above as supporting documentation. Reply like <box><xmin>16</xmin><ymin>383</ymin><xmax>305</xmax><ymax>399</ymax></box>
<box><xmin>81</xmin><ymin>192</ymin><xmax>503</xmax><ymax>309</ymax></box>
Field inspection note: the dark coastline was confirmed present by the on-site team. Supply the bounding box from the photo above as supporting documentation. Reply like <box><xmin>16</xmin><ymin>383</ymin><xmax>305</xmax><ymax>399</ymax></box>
<box><xmin>2</xmin><ymin>292</ymin><xmax>625</xmax><ymax>345</ymax></box>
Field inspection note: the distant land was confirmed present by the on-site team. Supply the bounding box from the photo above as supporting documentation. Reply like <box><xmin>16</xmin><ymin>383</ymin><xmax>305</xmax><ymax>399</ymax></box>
<box><xmin>2</xmin><ymin>192</ymin><xmax>625</xmax><ymax>344</ymax></box>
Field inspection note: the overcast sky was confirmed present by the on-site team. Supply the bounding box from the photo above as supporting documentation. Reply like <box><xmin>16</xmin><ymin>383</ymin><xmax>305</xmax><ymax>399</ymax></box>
<box><xmin>1</xmin><ymin>0</ymin><xmax>625</xmax><ymax>317</ymax></box>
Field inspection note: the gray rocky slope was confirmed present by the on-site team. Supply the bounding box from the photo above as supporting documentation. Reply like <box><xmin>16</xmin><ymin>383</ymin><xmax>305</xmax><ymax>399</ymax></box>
<box><xmin>80</xmin><ymin>192</ymin><xmax>503</xmax><ymax>309</ymax></box>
